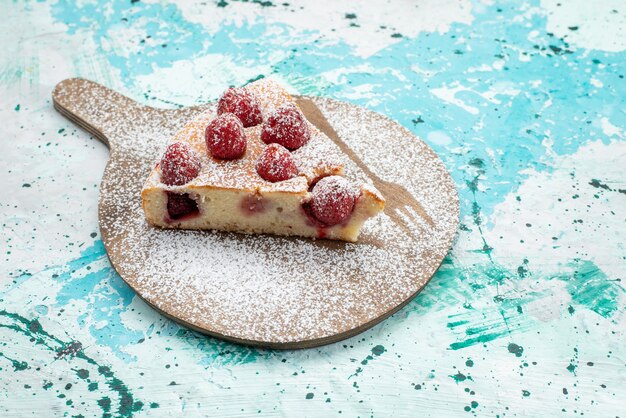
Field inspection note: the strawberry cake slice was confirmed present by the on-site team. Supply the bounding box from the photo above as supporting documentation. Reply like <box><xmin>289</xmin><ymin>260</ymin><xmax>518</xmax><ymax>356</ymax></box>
<box><xmin>141</xmin><ymin>78</ymin><xmax>385</xmax><ymax>242</ymax></box>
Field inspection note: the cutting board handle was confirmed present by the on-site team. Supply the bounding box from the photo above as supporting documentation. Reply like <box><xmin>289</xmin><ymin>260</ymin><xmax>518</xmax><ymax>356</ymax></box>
<box><xmin>52</xmin><ymin>78</ymin><xmax>143</xmax><ymax>148</ymax></box>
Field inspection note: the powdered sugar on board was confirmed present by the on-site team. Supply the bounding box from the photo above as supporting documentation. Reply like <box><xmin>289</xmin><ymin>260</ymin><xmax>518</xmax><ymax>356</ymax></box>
<box><xmin>56</xmin><ymin>78</ymin><xmax>459</xmax><ymax>345</ymax></box>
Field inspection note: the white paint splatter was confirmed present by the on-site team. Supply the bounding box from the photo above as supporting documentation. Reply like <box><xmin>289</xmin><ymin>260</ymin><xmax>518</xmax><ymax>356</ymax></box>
<box><xmin>541</xmin><ymin>0</ymin><xmax>626</xmax><ymax>52</ymax></box>
<box><xmin>165</xmin><ymin>0</ymin><xmax>474</xmax><ymax>57</ymax></box>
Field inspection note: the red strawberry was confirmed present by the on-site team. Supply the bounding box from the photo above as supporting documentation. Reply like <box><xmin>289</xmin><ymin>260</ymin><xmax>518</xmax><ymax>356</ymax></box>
<box><xmin>310</xmin><ymin>176</ymin><xmax>357</xmax><ymax>226</ymax></box>
<box><xmin>160</xmin><ymin>142</ymin><xmax>201</xmax><ymax>186</ymax></box>
<box><xmin>205</xmin><ymin>113</ymin><xmax>247</xmax><ymax>160</ymax></box>
<box><xmin>256</xmin><ymin>143</ymin><xmax>298</xmax><ymax>182</ymax></box>
<box><xmin>218</xmin><ymin>87</ymin><xmax>263</xmax><ymax>128</ymax></box>
<box><xmin>261</xmin><ymin>102</ymin><xmax>310</xmax><ymax>150</ymax></box>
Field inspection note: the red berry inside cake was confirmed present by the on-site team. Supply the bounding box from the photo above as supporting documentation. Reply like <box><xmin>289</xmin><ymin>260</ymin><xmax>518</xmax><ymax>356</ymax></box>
<box><xmin>166</xmin><ymin>192</ymin><xmax>199</xmax><ymax>220</ymax></box>
<box><xmin>141</xmin><ymin>78</ymin><xmax>385</xmax><ymax>242</ymax></box>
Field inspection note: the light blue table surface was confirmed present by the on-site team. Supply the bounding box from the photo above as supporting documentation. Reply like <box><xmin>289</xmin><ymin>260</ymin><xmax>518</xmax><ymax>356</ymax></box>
<box><xmin>1</xmin><ymin>0</ymin><xmax>625</xmax><ymax>416</ymax></box>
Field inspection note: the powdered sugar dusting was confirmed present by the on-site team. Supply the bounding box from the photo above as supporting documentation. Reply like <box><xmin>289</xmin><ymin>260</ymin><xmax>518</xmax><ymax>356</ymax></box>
<box><xmin>54</xmin><ymin>78</ymin><xmax>458</xmax><ymax>346</ymax></box>
<box><xmin>144</xmin><ymin>78</ymin><xmax>344</xmax><ymax>193</ymax></box>
<box><xmin>246</xmin><ymin>78</ymin><xmax>295</xmax><ymax>118</ymax></box>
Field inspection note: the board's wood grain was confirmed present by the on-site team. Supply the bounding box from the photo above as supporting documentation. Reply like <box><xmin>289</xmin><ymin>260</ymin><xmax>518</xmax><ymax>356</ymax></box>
<box><xmin>52</xmin><ymin>78</ymin><xmax>459</xmax><ymax>349</ymax></box>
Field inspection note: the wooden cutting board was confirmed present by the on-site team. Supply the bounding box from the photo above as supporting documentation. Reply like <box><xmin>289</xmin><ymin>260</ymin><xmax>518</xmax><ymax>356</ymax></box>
<box><xmin>52</xmin><ymin>78</ymin><xmax>459</xmax><ymax>349</ymax></box>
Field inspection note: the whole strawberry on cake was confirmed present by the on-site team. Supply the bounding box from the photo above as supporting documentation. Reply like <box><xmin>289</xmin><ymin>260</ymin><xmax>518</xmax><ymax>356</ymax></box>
<box><xmin>141</xmin><ymin>78</ymin><xmax>385</xmax><ymax>242</ymax></box>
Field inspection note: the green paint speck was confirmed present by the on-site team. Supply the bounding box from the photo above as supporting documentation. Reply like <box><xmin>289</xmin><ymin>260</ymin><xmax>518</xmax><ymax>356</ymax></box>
<box><xmin>132</xmin><ymin>401</ymin><xmax>144</xmax><ymax>412</ymax></box>
<box><xmin>567</xmin><ymin>363</ymin><xmax>577</xmax><ymax>374</ymax></box>
<box><xmin>562</xmin><ymin>261</ymin><xmax>619</xmax><ymax>318</ymax></box>
<box><xmin>451</xmin><ymin>372</ymin><xmax>467</xmax><ymax>383</ymax></box>
<box><xmin>98</xmin><ymin>397</ymin><xmax>111</xmax><ymax>412</ymax></box>
<box><xmin>245</xmin><ymin>74</ymin><xmax>265</xmax><ymax>85</ymax></box>
<box><xmin>508</xmin><ymin>343</ymin><xmax>524</xmax><ymax>357</ymax></box>
<box><xmin>450</xmin><ymin>331</ymin><xmax>507</xmax><ymax>350</ymax></box>
<box><xmin>447</xmin><ymin>320</ymin><xmax>470</xmax><ymax>328</ymax></box>
<box><xmin>28</xmin><ymin>319</ymin><xmax>42</xmax><ymax>333</ymax></box>
<box><xmin>0</xmin><ymin>352</ymin><xmax>28</xmax><ymax>371</ymax></box>
<box><xmin>371</xmin><ymin>345</ymin><xmax>385</xmax><ymax>356</ymax></box>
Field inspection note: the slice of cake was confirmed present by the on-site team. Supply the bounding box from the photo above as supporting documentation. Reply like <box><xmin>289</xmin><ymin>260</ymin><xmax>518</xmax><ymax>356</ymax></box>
<box><xmin>141</xmin><ymin>78</ymin><xmax>385</xmax><ymax>242</ymax></box>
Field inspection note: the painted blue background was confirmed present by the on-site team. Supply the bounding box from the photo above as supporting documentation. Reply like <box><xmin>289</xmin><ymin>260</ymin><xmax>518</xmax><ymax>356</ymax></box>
<box><xmin>1</xmin><ymin>0</ymin><xmax>624</xmax><ymax>416</ymax></box>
